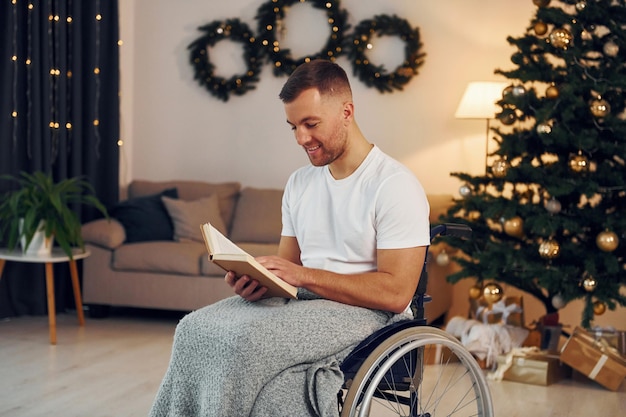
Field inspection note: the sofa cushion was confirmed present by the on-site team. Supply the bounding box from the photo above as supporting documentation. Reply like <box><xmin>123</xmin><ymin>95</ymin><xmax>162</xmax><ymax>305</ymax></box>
<box><xmin>162</xmin><ymin>194</ymin><xmax>227</xmax><ymax>242</ymax></box>
<box><xmin>81</xmin><ymin>218</ymin><xmax>126</xmax><ymax>249</ymax></box>
<box><xmin>109</xmin><ymin>188</ymin><xmax>178</xmax><ymax>243</ymax></box>
<box><xmin>113</xmin><ymin>241</ymin><xmax>206</xmax><ymax>275</ymax></box>
<box><xmin>128</xmin><ymin>180</ymin><xmax>241</xmax><ymax>230</ymax></box>
<box><xmin>229</xmin><ymin>188</ymin><xmax>283</xmax><ymax>244</ymax></box>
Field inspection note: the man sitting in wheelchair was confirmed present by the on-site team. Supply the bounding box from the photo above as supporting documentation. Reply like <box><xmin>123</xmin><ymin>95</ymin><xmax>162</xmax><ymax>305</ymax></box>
<box><xmin>149</xmin><ymin>59</ymin><xmax>430</xmax><ymax>417</ymax></box>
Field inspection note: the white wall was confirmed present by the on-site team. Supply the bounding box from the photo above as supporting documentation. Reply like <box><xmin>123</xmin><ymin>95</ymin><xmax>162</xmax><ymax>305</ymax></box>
<box><xmin>118</xmin><ymin>0</ymin><xmax>535</xmax><ymax>193</ymax></box>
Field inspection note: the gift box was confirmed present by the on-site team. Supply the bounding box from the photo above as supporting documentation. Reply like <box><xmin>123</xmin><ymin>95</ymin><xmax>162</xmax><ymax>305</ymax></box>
<box><xmin>492</xmin><ymin>348</ymin><xmax>570</xmax><ymax>386</ymax></box>
<box><xmin>590</xmin><ymin>326</ymin><xmax>622</xmax><ymax>351</ymax></box>
<box><xmin>537</xmin><ymin>324</ymin><xmax>563</xmax><ymax>352</ymax></box>
<box><xmin>522</xmin><ymin>328</ymin><xmax>542</xmax><ymax>348</ymax></box>
<box><xmin>445</xmin><ymin>316</ymin><xmax>529</xmax><ymax>369</ymax></box>
<box><xmin>560</xmin><ymin>326</ymin><xmax>626</xmax><ymax>391</ymax></box>
<box><xmin>470</xmin><ymin>295</ymin><xmax>524</xmax><ymax>327</ymax></box>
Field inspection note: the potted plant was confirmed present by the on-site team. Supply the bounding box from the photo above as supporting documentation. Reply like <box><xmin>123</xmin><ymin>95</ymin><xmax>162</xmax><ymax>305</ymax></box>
<box><xmin>0</xmin><ymin>171</ymin><xmax>108</xmax><ymax>258</ymax></box>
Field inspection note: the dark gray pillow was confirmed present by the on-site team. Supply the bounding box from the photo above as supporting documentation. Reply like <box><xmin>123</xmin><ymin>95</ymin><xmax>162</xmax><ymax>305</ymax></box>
<box><xmin>110</xmin><ymin>188</ymin><xmax>178</xmax><ymax>243</ymax></box>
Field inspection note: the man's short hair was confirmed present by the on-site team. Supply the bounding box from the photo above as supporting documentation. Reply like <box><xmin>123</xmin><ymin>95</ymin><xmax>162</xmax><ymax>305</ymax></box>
<box><xmin>279</xmin><ymin>59</ymin><xmax>352</xmax><ymax>103</ymax></box>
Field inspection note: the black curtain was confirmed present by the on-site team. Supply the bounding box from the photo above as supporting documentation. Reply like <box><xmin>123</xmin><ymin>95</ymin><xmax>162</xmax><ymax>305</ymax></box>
<box><xmin>0</xmin><ymin>0</ymin><xmax>120</xmax><ymax>318</ymax></box>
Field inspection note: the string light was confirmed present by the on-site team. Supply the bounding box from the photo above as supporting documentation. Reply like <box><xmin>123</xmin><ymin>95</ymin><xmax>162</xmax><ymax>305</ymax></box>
<box><xmin>9</xmin><ymin>0</ymin><xmax>107</xmax><ymax>162</ymax></box>
<box><xmin>66</xmin><ymin>0</ymin><xmax>74</xmax><ymax>154</ymax></box>
<box><xmin>26</xmin><ymin>2</ymin><xmax>34</xmax><ymax>157</ymax></box>
<box><xmin>48</xmin><ymin>0</ymin><xmax>60</xmax><ymax>160</ymax></box>
<box><xmin>11</xmin><ymin>0</ymin><xmax>18</xmax><ymax>150</ymax></box>
<box><xmin>93</xmin><ymin>0</ymin><xmax>102</xmax><ymax>157</ymax></box>
<box><xmin>117</xmin><ymin>35</ymin><xmax>125</xmax><ymax>182</ymax></box>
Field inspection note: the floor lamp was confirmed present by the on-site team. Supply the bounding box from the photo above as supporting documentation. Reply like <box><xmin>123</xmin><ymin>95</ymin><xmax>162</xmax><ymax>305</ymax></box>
<box><xmin>455</xmin><ymin>81</ymin><xmax>508</xmax><ymax>172</ymax></box>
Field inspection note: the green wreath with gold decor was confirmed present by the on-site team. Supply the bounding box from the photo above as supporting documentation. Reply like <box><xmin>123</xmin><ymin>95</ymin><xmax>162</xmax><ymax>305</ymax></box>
<box><xmin>188</xmin><ymin>18</ymin><xmax>264</xmax><ymax>101</ymax></box>
<box><xmin>348</xmin><ymin>14</ymin><xmax>425</xmax><ymax>93</ymax></box>
<box><xmin>255</xmin><ymin>0</ymin><xmax>349</xmax><ymax>76</ymax></box>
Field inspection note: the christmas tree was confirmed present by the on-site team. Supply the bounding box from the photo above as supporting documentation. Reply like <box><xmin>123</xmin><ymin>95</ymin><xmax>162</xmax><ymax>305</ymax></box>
<box><xmin>439</xmin><ymin>0</ymin><xmax>626</xmax><ymax>328</ymax></box>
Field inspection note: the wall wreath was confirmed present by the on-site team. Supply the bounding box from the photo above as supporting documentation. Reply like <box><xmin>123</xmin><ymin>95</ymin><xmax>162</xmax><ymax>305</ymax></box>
<box><xmin>255</xmin><ymin>0</ymin><xmax>349</xmax><ymax>76</ymax></box>
<box><xmin>188</xmin><ymin>18</ymin><xmax>264</xmax><ymax>102</ymax></box>
<box><xmin>348</xmin><ymin>14</ymin><xmax>425</xmax><ymax>93</ymax></box>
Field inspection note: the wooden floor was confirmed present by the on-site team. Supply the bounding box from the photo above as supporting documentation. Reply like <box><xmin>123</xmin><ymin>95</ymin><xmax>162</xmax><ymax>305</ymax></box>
<box><xmin>1</xmin><ymin>310</ymin><xmax>625</xmax><ymax>417</ymax></box>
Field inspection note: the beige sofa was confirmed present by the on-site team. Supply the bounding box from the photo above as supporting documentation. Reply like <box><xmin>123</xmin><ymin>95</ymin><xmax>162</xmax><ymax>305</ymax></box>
<box><xmin>81</xmin><ymin>179</ymin><xmax>456</xmax><ymax>323</ymax></box>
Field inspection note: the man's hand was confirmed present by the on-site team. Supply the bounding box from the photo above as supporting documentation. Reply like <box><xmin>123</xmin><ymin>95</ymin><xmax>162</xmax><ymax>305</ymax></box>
<box><xmin>225</xmin><ymin>271</ymin><xmax>268</xmax><ymax>302</ymax></box>
<box><xmin>256</xmin><ymin>255</ymin><xmax>306</xmax><ymax>287</ymax></box>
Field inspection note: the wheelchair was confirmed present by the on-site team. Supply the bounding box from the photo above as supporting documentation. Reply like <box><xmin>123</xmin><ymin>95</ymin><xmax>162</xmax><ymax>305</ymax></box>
<box><xmin>337</xmin><ymin>224</ymin><xmax>494</xmax><ymax>417</ymax></box>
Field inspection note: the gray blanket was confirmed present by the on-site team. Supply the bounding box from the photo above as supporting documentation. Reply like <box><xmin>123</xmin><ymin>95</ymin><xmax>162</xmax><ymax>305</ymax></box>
<box><xmin>149</xmin><ymin>292</ymin><xmax>408</xmax><ymax>417</ymax></box>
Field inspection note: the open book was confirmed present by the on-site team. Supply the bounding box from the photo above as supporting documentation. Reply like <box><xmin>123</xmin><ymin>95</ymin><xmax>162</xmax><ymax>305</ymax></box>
<box><xmin>200</xmin><ymin>222</ymin><xmax>298</xmax><ymax>299</ymax></box>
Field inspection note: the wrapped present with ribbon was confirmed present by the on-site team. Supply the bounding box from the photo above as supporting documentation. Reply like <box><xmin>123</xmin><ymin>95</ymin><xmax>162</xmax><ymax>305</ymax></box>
<box><xmin>489</xmin><ymin>347</ymin><xmax>571</xmax><ymax>386</ymax></box>
<box><xmin>590</xmin><ymin>326</ymin><xmax>621</xmax><ymax>351</ymax></box>
<box><xmin>560</xmin><ymin>326</ymin><xmax>626</xmax><ymax>391</ymax></box>
<box><xmin>446</xmin><ymin>316</ymin><xmax>529</xmax><ymax>369</ymax></box>
<box><xmin>471</xmin><ymin>296</ymin><xmax>524</xmax><ymax>327</ymax></box>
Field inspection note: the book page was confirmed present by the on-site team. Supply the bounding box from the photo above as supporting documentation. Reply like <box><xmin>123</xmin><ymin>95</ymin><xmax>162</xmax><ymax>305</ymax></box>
<box><xmin>206</xmin><ymin>223</ymin><xmax>247</xmax><ymax>256</ymax></box>
<box><xmin>200</xmin><ymin>222</ymin><xmax>298</xmax><ymax>299</ymax></box>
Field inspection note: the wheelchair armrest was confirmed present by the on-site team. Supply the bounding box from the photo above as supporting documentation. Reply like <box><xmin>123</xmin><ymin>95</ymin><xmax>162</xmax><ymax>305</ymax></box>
<box><xmin>430</xmin><ymin>223</ymin><xmax>472</xmax><ymax>240</ymax></box>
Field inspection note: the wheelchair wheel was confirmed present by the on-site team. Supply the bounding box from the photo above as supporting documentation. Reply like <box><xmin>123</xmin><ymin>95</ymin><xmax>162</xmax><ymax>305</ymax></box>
<box><xmin>340</xmin><ymin>326</ymin><xmax>493</xmax><ymax>417</ymax></box>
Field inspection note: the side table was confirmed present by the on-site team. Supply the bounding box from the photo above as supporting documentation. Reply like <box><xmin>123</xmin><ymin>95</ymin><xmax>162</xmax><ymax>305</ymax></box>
<box><xmin>0</xmin><ymin>248</ymin><xmax>90</xmax><ymax>344</ymax></box>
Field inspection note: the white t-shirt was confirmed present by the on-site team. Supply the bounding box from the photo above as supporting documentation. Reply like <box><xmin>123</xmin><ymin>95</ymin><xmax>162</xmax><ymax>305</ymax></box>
<box><xmin>281</xmin><ymin>145</ymin><xmax>430</xmax><ymax>274</ymax></box>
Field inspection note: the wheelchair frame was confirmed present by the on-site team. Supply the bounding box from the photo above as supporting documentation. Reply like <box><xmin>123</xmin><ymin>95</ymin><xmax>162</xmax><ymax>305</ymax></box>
<box><xmin>337</xmin><ymin>224</ymin><xmax>494</xmax><ymax>417</ymax></box>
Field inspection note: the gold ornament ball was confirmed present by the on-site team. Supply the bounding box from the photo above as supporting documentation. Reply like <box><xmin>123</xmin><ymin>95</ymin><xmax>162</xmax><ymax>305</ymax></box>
<box><xmin>569</xmin><ymin>153</ymin><xmax>589</xmax><ymax>173</ymax></box>
<box><xmin>589</xmin><ymin>97</ymin><xmax>610</xmax><ymax>118</ymax></box>
<box><xmin>576</xmin><ymin>1</ymin><xmax>587</xmax><ymax>11</ymax></box>
<box><xmin>593</xmin><ymin>300</ymin><xmax>606</xmax><ymax>315</ymax></box>
<box><xmin>582</xmin><ymin>275</ymin><xmax>597</xmax><ymax>292</ymax></box>
<box><xmin>469</xmin><ymin>285</ymin><xmax>483</xmax><ymax>300</ymax></box>
<box><xmin>534</xmin><ymin>21</ymin><xmax>548</xmax><ymax>36</ymax></box>
<box><xmin>492</xmin><ymin>158</ymin><xmax>509</xmax><ymax>178</ymax></box>
<box><xmin>603</xmin><ymin>41</ymin><xmax>619</xmax><ymax>57</ymax></box>
<box><xmin>504</xmin><ymin>216</ymin><xmax>524</xmax><ymax>238</ymax></box>
<box><xmin>546</xmin><ymin>85</ymin><xmax>559</xmax><ymax>99</ymax></box>
<box><xmin>549</xmin><ymin>28</ymin><xmax>573</xmax><ymax>49</ymax></box>
<box><xmin>482</xmin><ymin>283</ymin><xmax>504</xmax><ymax>305</ymax></box>
<box><xmin>539</xmin><ymin>239</ymin><xmax>560</xmax><ymax>259</ymax></box>
<box><xmin>596</xmin><ymin>230</ymin><xmax>619</xmax><ymax>252</ymax></box>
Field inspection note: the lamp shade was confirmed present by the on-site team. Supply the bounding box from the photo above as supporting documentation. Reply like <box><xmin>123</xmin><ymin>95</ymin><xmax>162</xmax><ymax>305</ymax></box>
<box><xmin>455</xmin><ymin>81</ymin><xmax>508</xmax><ymax>119</ymax></box>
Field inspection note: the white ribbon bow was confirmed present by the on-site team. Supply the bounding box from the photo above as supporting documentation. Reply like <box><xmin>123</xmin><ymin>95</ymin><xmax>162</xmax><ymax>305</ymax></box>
<box><xmin>476</xmin><ymin>299</ymin><xmax>522</xmax><ymax>324</ymax></box>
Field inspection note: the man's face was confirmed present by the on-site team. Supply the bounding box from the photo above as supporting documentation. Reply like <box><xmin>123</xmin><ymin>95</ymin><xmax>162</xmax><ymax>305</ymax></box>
<box><xmin>284</xmin><ymin>88</ymin><xmax>350</xmax><ymax>167</ymax></box>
